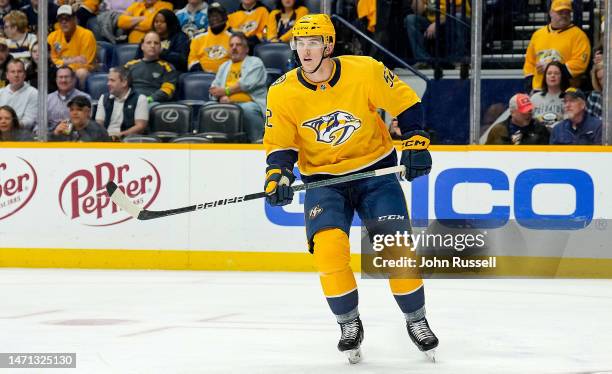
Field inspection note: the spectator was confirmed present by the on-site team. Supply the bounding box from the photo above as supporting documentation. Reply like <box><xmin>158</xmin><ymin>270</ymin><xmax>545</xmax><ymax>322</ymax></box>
<box><xmin>56</xmin><ymin>0</ymin><xmax>100</xmax><ymax>26</ymax></box>
<box><xmin>176</xmin><ymin>0</ymin><xmax>208</xmax><ymax>38</ymax></box>
<box><xmin>20</xmin><ymin>0</ymin><xmax>59</xmax><ymax>34</ymax></box>
<box><xmin>227</xmin><ymin>0</ymin><xmax>269</xmax><ymax>50</ymax></box>
<box><xmin>51</xmin><ymin>95</ymin><xmax>110</xmax><ymax>141</ymax></box>
<box><xmin>405</xmin><ymin>0</ymin><xmax>471</xmax><ymax>67</ymax></box>
<box><xmin>550</xmin><ymin>88</ymin><xmax>602</xmax><ymax>145</ymax></box>
<box><xmin>3</xmin><ymin>10</ymin><xmax>37</xmax><ymax>67</ymax></box>
<box><xmin>125</xmin><ymin>31</ymin><xmax>178</xmax><ymax>103</ymax></box>
<box><xmin>25</xmin><ymin>41</ymin><xmax>58</xmax><ymax>92</ymax></box>
<box><xmin>0</xmin><ymin>0</ymin><xmax>19</xmax><ymax>36</ymax></box>
<box><xmin>96</xmin><ymin>66</ymin><xmax>148</xmax><ymax>140</ymax></box>
<box><xmin>188</xmin><ymin>2</ymin><xmax>231</xmax><ymax>73</ymax></box>
<box><xmin>47</xmin><ymin>66</ymin><xmax>91</xmax><ymax>130</ymax></box>
<box><xmin>357</xmin><ymin>0</ymin><xmax>376</xmax><ymax>33</ymax></box>
<box><xmin>587</xmin><ymin>62</ymin><xmax>603</xmax><ymax>119</ymax></box>
<box><xmin>48</xmin><ymin>5</ymin><xmax>97</xmax><ymax>89</ymax></box>
<box><xmin>0</xmin><ymin>104</ymin><xmax>32</xmax><ymax>141</ymax></box>
<box><xmin>388</xmin><ymin>117</ymin><xmax>402</xmax><ymax>140</ymax></box>
<box><xmin>0</xmin><ymin>37</ymin><xmax>12</xmax><ymax>88</ymax></box>
<box><xmin>136</xmin><ymin>9</ymin><xmax>190</xmax><ymax>71</ymax></box>
<box><xmin>209</xmin><ymin>32</ymin><xmax>267</xmax><ymax>143</ymax></box>
<box><xmin>266</xmin><ymin>0</ymin><xmax>308</xmax><ymax>43</ymax></box>
<box><xmin>530</xmin><ymin>61</ymin><xmax>568</xmax><ymax>129</ymax></box>
<box><xmin>0</xmin><ymin>59</ymin><xmax>37</xmax><ymax>130</ymax></box>
<box><xmin>117</xmin><ymin>0</ymin><xmax>173</xmax><ymax>44</ymax></box>
<box><xmin>523</xmin><ymin>0</ymin><xmax>590</xmax><ymax>92</ymax></box>
<box><xmin>486</xmin><ymin>93</ymin><xmax>550</xmax><ymax>145</ymax></box>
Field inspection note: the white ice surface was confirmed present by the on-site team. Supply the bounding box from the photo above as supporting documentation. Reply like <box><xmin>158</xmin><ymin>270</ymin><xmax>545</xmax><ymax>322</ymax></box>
<box><xmin>1</xmin><ymin>269</ymin><xmax>612</xmax><ymax>374</ymax></box>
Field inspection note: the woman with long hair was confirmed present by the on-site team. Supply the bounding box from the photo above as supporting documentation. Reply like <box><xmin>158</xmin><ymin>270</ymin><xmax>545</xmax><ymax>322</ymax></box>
<box><xmin>137</xmin><ymin>9</ymin><xmax>190</xmax><ymax>71</ymax></box>
<box><xmin>24</xmin><ymin>41</ymin><xmax>58</xmax><ymax>92</ymax></box>
<box><xmin>0</xmin><ymin>105</ymin><xmax>33</xmax><ymax>141</ymax></box>
<box><xmin>266</xmin><ymin>0</ymin><xmax>308</xmax><ymax>42</ymax></box>
<box><xmin>530</xmin><ymin>61</ymin><xmax>569</xmax><ymax>129</ymax></box>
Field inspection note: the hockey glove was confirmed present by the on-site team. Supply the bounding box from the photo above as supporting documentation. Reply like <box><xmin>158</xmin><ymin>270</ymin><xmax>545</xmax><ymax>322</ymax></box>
<box><xmin>400</xmin><ymin>130</ymin><xmax>432</xmax><ymax>181</ymax></box>
<box><xmin>264</xmin><ymin>165</ymin><xmax>296</xmax><ymax>206</ymax></box>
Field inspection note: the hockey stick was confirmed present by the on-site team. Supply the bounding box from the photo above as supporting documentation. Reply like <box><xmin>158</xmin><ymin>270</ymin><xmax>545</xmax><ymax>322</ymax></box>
<box><xmin>106</xmin><ymin>165</ymin><xmax>406</xmax><ymax>221</ymax></box>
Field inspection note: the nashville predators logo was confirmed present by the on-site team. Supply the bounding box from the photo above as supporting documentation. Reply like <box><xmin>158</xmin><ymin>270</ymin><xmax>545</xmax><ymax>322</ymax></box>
<box><xmin>239</xmin><ymin>21</ymin><xmax>258</xmax><ymax>34</ymax></box>
<box><xmin>302</xmin><ymin>111</ymin><xmax>362</xmax><ymax>146</ymax></box>
<box><xmin>206</xmin><ymin>45</ymin><xmax>228</xmax><ymax>60</ymax></box>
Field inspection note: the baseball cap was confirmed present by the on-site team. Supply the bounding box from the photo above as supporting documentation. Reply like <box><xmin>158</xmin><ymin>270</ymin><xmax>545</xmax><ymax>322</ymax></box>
<box><xmin>560</xmin><ymin>87</ymin><xmax>586</xmax><ymax>101</ymax></box>
<box><xmin>551</xmin><ymin>0</ymin><xmax>572</xmax><ymax>12</ymax></box>
<box><xmin>57</xmin><ymin>4</ymin><xmax>73</xmax><ymax>18</ymax></box>
<box><xmin>208</xmin><ymin>2</ymin><xmax>228</xmax><ymax>18</ymax></box>
<box><xmin>508</xmin><ymin>93</ymin><xmax>534</xmax><ymax>114</ymax></box>
<box><xmin>67</xmin><ymin>95</ymin><xmax>92</xmax><ymax>108</ymax></box>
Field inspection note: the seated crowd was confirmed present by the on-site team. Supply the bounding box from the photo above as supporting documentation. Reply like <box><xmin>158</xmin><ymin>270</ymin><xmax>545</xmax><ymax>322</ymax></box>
<box><xmin>0</xmin><ymin>0</ymin><xmax>309</xmax><ymax>143</ymax></box>
<box><xmin>0</xmin><ymin>0</ymin><xmax>608</xmax><ymax>145</ymax></box>
<box><xmin>482</xmin><ymin>0</ymin><xmax>605</xmax><ymax>145</ymax></box>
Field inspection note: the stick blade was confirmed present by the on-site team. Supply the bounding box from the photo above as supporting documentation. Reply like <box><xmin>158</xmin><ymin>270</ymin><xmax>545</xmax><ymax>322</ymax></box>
<box><xmin>106</xmin><ymin>181</ymin><xmax>143</xmax><ymax>219</ymax></box>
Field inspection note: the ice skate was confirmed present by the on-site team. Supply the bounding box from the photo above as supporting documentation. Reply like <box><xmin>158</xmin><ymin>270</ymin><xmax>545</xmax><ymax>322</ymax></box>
<box><xmin>337</xmin><ymin>316</ymin><xmax>364</xmax><ymax>364</ymax></box>
<box><xmin>407</xmin><ymin>317</ymin><xmax>438</xmax><ymax>362</ymax></box>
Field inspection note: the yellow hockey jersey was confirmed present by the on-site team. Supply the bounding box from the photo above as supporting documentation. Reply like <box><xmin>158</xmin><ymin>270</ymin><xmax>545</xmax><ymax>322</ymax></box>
<box><xmin>264</xmin><ymin>55</ymin><xmax>420</xmax><ymax>176</ymax></box>
<box><xmin>523</xmin><ymin>24</ymin><xmax>591</xmax><ymax>90</ymax></box>
<box><xmin>228</xmin><ymin>3</ymin><xmax>269</xmax><ymax>40</ymax></box>
<box><xmin>188</xmin><ymin>27</ymin><xmax>232</xmax><ymax>73</ymax></box>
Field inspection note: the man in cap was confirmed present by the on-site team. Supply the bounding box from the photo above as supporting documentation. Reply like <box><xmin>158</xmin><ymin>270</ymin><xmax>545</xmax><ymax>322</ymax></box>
<box><xmin>523</xmin><ymin>0</ymin><xmax>590</xmax><ymax>92</ymax></box>
<box><xmin>51</xmin><ymin>95</ymin><xmax>110</xmax><ymax>142</ymax></box>
<box><xmin>550</xmin><ymin>87</ymin><xmax>602</xmax><ymax>144</ymax></box>
<box><xmin>47</xmin><ymin>4</ymin><xmax>97</xmax><ymax>89</ymax></box>
<box><xmin>188</xmin><ymin>2</ymin><xmax>232</xmax><ymax>73</ymax></box>
<box><xmin>486</xmin><ymin>93</ymin><xmax>550</xmax><ymax>144</ymax></box>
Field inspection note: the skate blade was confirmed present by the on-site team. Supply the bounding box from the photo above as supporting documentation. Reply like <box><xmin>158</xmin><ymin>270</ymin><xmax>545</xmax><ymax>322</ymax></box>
<box><xmin>345</xmin><ymin>348</ymin><xmax>362</xmax><ymax>364</ymax></box>
<box><xmin>423</xmin><ymin>349</ymin><xmax>436</xmax><ymax>363</ymax></box>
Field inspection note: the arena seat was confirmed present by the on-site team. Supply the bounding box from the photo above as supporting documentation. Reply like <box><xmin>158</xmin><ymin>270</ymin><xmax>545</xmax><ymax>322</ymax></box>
<box><xmin>254</xmin><ymin>43</ymin><xmax>294</xmax><ymax>72</ymax></box>
<box><xmin>177</xmin><ymin>72</ymin><xmax>216</xmax><ymax>101</ymax></box>
<box><xmin>85</xmin><ymin>73</ymin><xmax>109</xmax><ymax>101</ymax></box>
<box><xmin>149</xmin><ymin>103</ymin><xmax>192</xmax><ymax>140</ymax></box>
<box><xmin>196</xmin><ymin>103</ymin><xmax>246</xmax><ymax>143</ymax></box>
<box><xmin>112</xmin><ymin>43</ymin><xmax>140</xmax><ymax>67</ymax></box>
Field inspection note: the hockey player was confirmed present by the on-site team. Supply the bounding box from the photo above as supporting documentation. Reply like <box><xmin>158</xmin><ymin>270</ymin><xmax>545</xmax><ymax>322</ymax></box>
<box><xmin>263</xmin><ymin>14</ymin><xmax>438</xmax><ymax>363</ymax></box>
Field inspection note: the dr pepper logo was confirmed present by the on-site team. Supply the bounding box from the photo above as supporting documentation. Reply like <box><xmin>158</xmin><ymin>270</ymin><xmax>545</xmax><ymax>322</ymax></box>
<box><xmin>0</xmin><ymin>157</ymin><xmax>37</xmax><ymax>220</ymax></box>
<box><xmin>58</xmin><ymin>159</ymin><xmax>161</xmax><ymax>226</ymax></box>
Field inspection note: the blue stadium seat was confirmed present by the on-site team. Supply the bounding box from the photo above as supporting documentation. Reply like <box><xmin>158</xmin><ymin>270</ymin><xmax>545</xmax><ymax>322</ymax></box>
<box><xmin>85</xmin><ymin>73</ymin><xmax>109</xmax><ymax>101</ymax></box>
<box><xmin>261</xmin><ymin>0</ymin><xmax>276</xmax><ymax>10</ymax></box>
<box><xmin>254</xmin><ymin>43</ymin><xmax>294</xmax><ymax>72</ymax></box>
<box><xmin>177</xmin><ymin>72</ymin><xmax>216</xmax><ymax>101</ymax></box>
<box><xmin>216</xmin><ymin>0</ymin><xmax>239</xmax><ymax>13</ymax></box>
<box><xmin>304</xmin><ymin>0</ymin><xmax>320</xmax><ymax>12</ymax></box>
<box><xmin>112</xmin><ymin>43</ymin><xmax>140</xmax><ymax>67</ymax></box>
<box><xmin>96</xmin><ymin>41</ymin><xmax>114</xmax><ymax>72</ymax></box>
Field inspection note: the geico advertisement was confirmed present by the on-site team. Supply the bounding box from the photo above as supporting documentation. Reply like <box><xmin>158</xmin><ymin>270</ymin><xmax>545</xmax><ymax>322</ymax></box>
<box><xmin>0</xmin><ymin>148</ymin><xmax>610</xmax><ymax>255</ymax></box>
